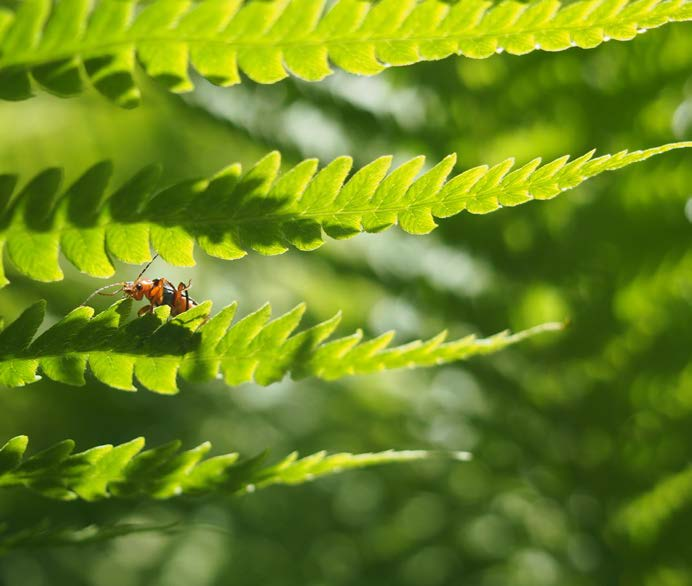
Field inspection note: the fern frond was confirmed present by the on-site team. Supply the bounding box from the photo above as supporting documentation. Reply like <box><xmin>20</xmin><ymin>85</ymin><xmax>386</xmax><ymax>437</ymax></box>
<box><xmin>0</xmin><ymin>299</ymin><xmax>561</xmax><ymax>393</ymax></box>
<box><xmin>0</xmin><ymin>435</ymin><xmax>465</xmax><ymax>501</ymax></box>
<box><xmin>0</xmin><ymin>0</ymin><xmax>689</xmax><ymax>107</ymax></box>
<box><xmin>0</xmin><ymin>142</ymin><xmax>688</xmax><ymax>286</ymax></box>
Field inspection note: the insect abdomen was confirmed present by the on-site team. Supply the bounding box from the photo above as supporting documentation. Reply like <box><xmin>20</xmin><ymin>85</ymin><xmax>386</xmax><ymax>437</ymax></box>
<box><xmin>172</xmin><ymin>290</ymin><xmax>197</xmax><ymax>316</ymax></box>
<box><xmin>161</xmin><ymin>282</ymin><xmax>176</xmax><ymax>307</ymax></box>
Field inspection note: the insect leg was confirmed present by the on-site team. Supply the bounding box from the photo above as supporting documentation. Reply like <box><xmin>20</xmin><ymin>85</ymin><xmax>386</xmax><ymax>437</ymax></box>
<box><xmin>137</xmin><ymin>304</ymin><xmax>154</xmax><ymax>317</ymax></box>
<box><xmin>176</xmin><ymin>281</ymin><xmax>193</xmax><ymax>311</ymax></box>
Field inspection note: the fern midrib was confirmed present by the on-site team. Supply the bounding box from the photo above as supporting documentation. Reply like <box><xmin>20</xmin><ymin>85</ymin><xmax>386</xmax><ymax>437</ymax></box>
<box><xmin>0</xmin><ymin>182</ymin><xmax>556</xmax><ymax>238</ymax></box>
<box><xmin>0</xmin><ymin>470</ymin><xmax>85</xmax><ymax>485</ymax></box>
<box><xmin>5</xmin><ymin>324</ymin><xmax>551</xmax><ymax>369</ymax></box>
<box><xmin>3</xmin><ymin>143</ymin><xmax>688</xmax><ymax>240</ymax></box>
<box><xmin>0</xmin><ymin>466</ymin><xmax>198</xmax><ymax>486</ymax></box>
<box><xmin>5</xmin><ymin>343</ymin><xmax>435</xmax><ymax>368</ymax></box>
<box><xmin>0</xmin><ymin>173</ymin><xmax>646</xmax><ymax>237</ymax></box>
<box><xmin>2</xmin><ymin>332</ymin><xmax>498</xmax><ymax>372</ymax></box>
<box><xmin>0</xmin><ymin>8</ymin><xmax>680</xmax><ymax>70</ymax></box>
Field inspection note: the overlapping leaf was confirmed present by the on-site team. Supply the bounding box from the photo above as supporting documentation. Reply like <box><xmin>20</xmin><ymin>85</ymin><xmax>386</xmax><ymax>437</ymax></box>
<box><xmin>0</xmin><ymin>0</ymin><xmax>689</xmax><ymax>107</ymax></box>
<box><xmin>0</xmin><ymin>298</ymin><xmax>561</xmax><ymax>393</ymax></box>
<box><xmin>0</xmin><ymin>142</ymin><xmax>688</xmax><ymax>286</ymax></box>
<box><xmin>0</xmin><ymin>435</ymin><xmax>463</xmax><ymax>501</ymax></box>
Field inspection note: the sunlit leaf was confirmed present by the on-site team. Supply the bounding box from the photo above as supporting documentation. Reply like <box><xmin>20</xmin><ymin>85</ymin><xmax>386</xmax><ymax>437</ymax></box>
<box><xmin>0</xmin><ymin>0</ymin><xmax>689</xmax><ymax>106</ymax></box>
<box><xmin>0</xmin><ymin>143</ymin><xmax>687</xmax><ymax>284</ymax></box>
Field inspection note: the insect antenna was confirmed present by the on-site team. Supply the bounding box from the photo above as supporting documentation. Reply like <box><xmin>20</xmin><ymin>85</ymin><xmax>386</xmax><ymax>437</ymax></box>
<box><xmin>80</xmin><ymin>283</ymin><xmax>125</xmax><ymax>307</ymax></box>
<box><xmin>80</xmin><ymin>255</ymin><xmax>159</xmax><ymax>307</ymax></box>
<box><xmin>136</xmin><ymin>253</ymin><xmax>159</xmax><ymax>281</ymax></box>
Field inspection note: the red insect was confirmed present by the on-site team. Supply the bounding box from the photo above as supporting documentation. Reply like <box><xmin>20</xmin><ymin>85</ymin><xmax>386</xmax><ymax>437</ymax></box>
<box><xmin>82</xmin><ymin>255</ymin><xmax>198</xmax><ymax>317</ymax></box>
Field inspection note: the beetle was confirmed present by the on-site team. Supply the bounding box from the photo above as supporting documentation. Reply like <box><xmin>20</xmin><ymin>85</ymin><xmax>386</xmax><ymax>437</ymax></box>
<box><xmin>81</xmin><ymin>255</ymin><xmax>198</xmax><ymax>317</ymax></box>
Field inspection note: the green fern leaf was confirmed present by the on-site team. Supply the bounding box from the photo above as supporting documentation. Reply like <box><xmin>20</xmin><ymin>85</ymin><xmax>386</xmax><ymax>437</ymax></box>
<box><xmin>0</xmin><ymin>435</ymin><xmax>468</xmax><ymax>501</ymax></box>
<box><xmin>0</xmin><ymin>142</ymin><xmax>688</xmax><ymax>286</ymax></box>
<box><xmin>0</xmin><ymin>299</ymin><xmax>561</xmax><ymax>393</ymax></box>
<box><xmin>0</xmin><ymin>0</ymin><xmax>689</xmax><ymax>106</ymax></box>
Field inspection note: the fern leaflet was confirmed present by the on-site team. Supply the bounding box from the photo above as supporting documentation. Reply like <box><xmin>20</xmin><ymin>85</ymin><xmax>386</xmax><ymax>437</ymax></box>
<box><xmin>0</xmin><ymin>142</ymin><xmax>688</xmax><ymax>286</ymax></box>
<box><xmin>0</xmin><ymin>0</ymin><xmax>689</xmax><ymax>106</ymax></box>
<box><xmin>0</xmin><ymin>435</ymin><xmax>467</xmax><ymax>501</ymax></box>
<box><xmin>0</xmin><ymin>299</ymin><xmax>561</xmax><ymax>393</ymax></box>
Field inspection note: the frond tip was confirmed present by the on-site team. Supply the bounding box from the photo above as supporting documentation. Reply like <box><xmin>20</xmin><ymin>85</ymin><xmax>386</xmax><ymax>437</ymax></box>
<box><xmin>0</xmin><ymin>0</ymin><xmax>689</xmax><ymax>106</ymax></box>
<box><xmin>0</xmin><ymin>142</ymin><xmax>688</xmax><ymax>286</ymax></box>
<box><xmin>0</xmin><ymin>299</ymin><xmax>563</xmax><ymax>393</ymax></box>
<box><xmin>0</xmin><ymin>435</ymin><xmax>461</xmax><ymax>501</ymax></box>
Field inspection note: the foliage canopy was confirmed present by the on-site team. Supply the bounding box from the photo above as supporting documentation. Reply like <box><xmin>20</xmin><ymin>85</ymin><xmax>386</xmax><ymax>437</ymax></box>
<box><xmin>0</xmin><ymin>0</ymin><xmax>690</xmax><ymax>582</ymax></box>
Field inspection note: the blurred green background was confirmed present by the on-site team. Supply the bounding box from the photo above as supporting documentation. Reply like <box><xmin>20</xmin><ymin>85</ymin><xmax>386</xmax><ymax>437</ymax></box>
<box><xmin>0</xmin><ymin>23</ymin><xmax>691</xmax><ymax>586</ymax></box>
